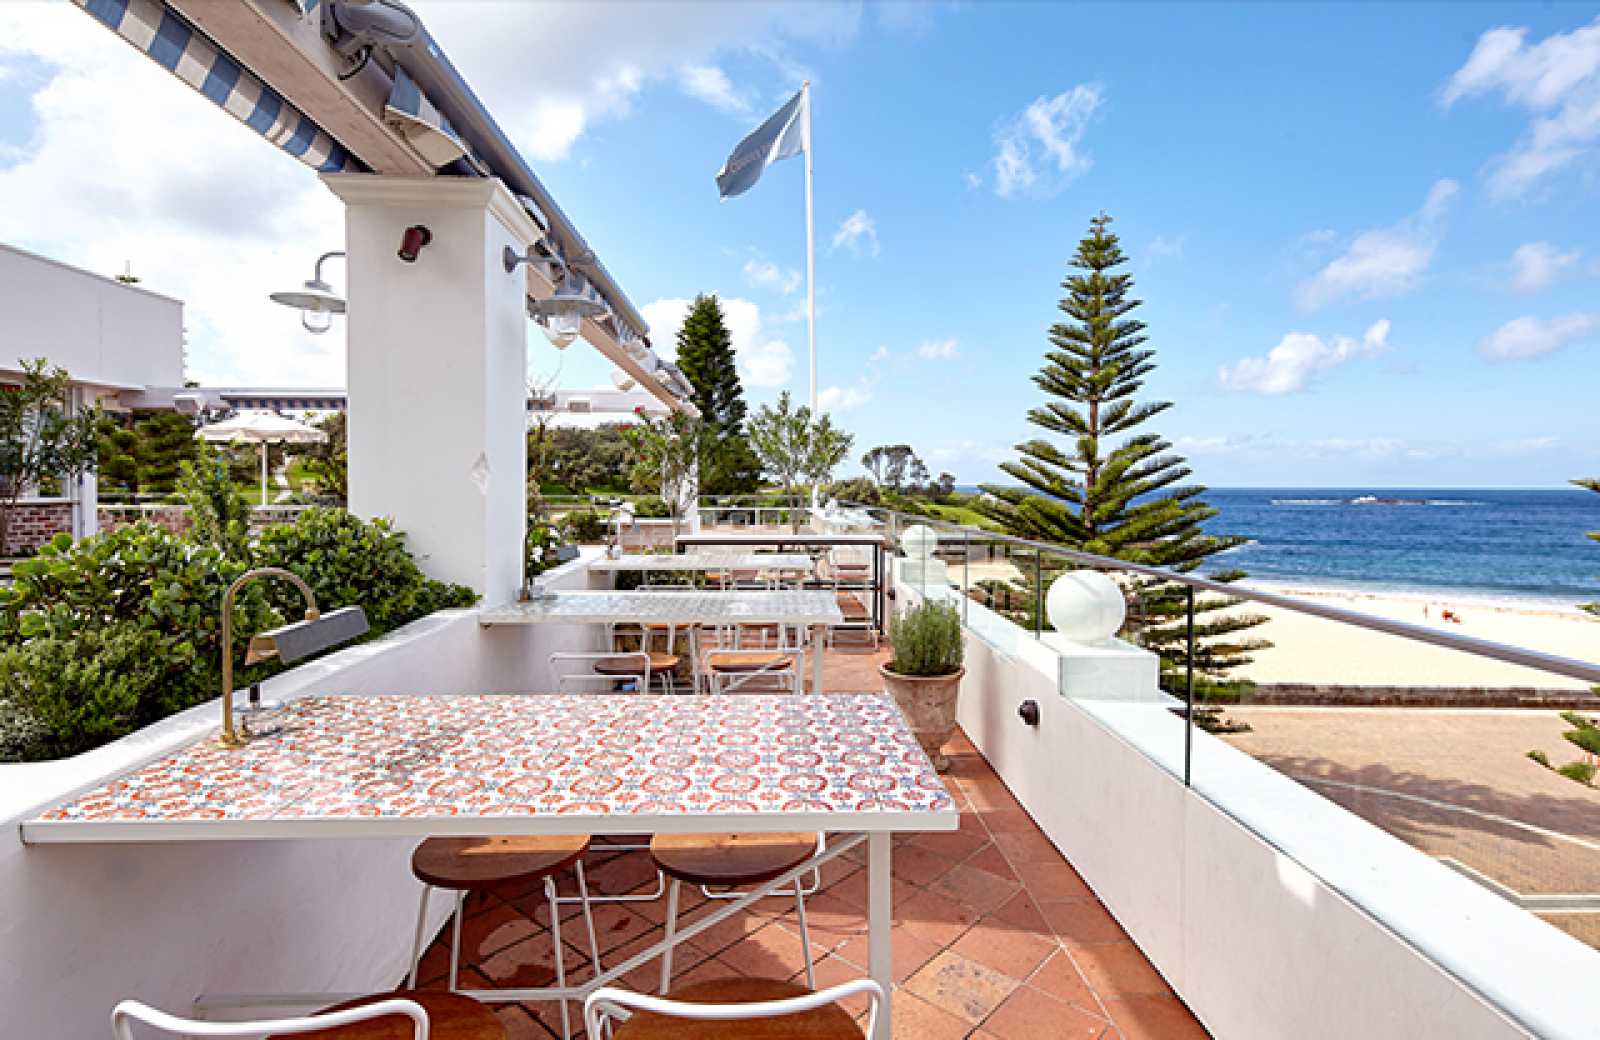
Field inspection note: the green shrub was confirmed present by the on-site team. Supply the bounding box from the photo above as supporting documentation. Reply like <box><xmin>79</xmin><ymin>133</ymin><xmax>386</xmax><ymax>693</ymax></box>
<box><xmin>253</xmin><ymin>507</ymin><xmax>476</xmax><ymax>633</ymax></box>
<box><xmin>1</xmin><ymin>510</ymin><xmax>475</xmax><ymax>762</ymax></box>
<box><xmin>631</xmin><ymin>497</ymin><xmax>671</xmax><ymax>518</ymax></box>
<box><xmin>0</xmin><ymin>524</ymin><xmax>276</xmax><ymax>759</ymax></box>
<box><xmin>1556</xmin><ymin>761</ymin><xmax>1596</xmax><ymax>786</ymax></box>
<box><xmin>178</xmin><ymin>448</ymin><xmax>250</xmax><ymax>557</ymax></box>
<box><xmin>564</xmin><ymin>510</ymin><xmax>607</xmax><ymax>543</ymax></box>
<box><xmin>1527</xmin><ymin>749</ymin><xmax>1552</xmax><ymax>768</ymax></box>
<box><xmin>886</xmin><ymin>600</ymin><xmax>964</xmax><ymax>677</ymax></box>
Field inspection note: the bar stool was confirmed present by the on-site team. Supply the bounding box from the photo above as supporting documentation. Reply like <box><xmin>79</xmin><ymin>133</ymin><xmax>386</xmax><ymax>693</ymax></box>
<box><xmin>585</xmin><ymin>978</ymin><xmax>882</xmax><ymax>1040</ymax></box>
<box><xmin>112</xmin><ymin>993</ymin><xmax>504</xmax><ymax>1040</ymax></box>
<box><xmin>406</xmin><ymin>836</ymin><xmax>602</xmax><ymax>1038</ymax></box>
<box><xmin>650</xmin><ymin>832</ymin><xmax>818</xmax><ymax>994</ymax></box>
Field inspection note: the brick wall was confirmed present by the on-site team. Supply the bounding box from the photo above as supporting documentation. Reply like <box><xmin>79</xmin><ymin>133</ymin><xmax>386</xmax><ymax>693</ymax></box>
<box><xmin>3</xmin><ymin>501</ymin><xmax>74</xmax><ymax>556</ymax></box>
<box><xmin>98</xmin><ymin>505</ymin><xmax>192</xmax><ymax>537</ymax></box>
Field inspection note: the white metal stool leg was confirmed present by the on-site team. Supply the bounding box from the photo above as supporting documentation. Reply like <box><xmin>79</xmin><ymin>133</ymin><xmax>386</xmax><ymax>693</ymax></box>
<box><xmin>447</xmin><ymin>890</ymin><xmax>466</xmax><ymax>991</ymax></box>
<box><xmin>794</xmin><ymin>878</ymin><xmax>815</xmax><ymax>989</ymax></box>
<box><xmin>658</xmin><ymin>878</ymin><xmax>681</xmax><ymax>995</ymax></box>
<box><xmin>405</xmin><ymin>884</ymin><xmax>432</xmax><ymax>988</ymax></box>
<box><xmin>575</xmin><ymin>859</ymin><xmax>603</xmax><ymax>978</ymax></box>
<box><xmin>547</xmin><ymin>875</ymin><xmax>572</xmax><ymax>1040</ymax></box>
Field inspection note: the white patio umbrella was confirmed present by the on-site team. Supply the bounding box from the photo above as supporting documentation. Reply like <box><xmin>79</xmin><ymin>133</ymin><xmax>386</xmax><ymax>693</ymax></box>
<box><xmin>196</xmin><ymin>412</ymin><xmax>328</xmax><ymax>506</ymax></box>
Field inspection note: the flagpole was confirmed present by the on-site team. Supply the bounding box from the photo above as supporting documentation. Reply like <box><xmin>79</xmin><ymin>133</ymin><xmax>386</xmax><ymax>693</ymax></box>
<box><xmin>802</xmin><ymin>81</ymin><xmax>817</xmax><ymax>417</ymax></box>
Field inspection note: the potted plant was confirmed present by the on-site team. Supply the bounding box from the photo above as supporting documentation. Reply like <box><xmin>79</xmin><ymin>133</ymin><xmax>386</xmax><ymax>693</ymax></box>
<box><xmin>880</xmin><ymin>600</ymin><xmax>965</xmax><ymax>771</ymax></box>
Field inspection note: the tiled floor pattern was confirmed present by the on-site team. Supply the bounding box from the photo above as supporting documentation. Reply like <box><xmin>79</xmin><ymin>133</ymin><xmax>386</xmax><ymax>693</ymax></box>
<box><xmin>409</xmin><ymin>650</ymin><xmax>1211</xmax><ymax>1039</ymax></box>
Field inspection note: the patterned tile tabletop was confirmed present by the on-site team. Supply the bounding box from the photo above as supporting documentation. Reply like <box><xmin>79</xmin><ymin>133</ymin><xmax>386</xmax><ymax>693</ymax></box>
<box><xmin>479</xmin><ymin>590</ymin><xmax>845</xmax><ymax>626</ymax></box>
<box><xmin>23</xmin><ymin>694</ymin><xmax>956</xmax><ymax>842</ymax></box>
<box><xmin>588</xmin><ymin>553</ymin><xmax>814</xmax><ymax>572</ymax></box>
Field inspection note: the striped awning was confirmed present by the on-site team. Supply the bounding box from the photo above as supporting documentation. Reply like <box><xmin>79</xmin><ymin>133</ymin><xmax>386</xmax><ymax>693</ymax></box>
<box><xmin>74</xmin><ymin>0</ymin><xmax>363</xmax><ymax>174</ymax></box>
<box><xmin>384</xmin><ymin>67</ymin><xmax>470</xmax><ymax>169</ymax></box>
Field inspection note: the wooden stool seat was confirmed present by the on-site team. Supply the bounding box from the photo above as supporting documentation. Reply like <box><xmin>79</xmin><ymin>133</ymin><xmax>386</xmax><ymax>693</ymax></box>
<box><xmin>651</xmin><ymin>832</ymin><xmax>817</xmax><ymax>887</ymax></box>
<box><xmin>594</xmin><ymin>651</ymin><xmax>680</xmax><ymax>675</ymax></box>
<box><xmin>706</xmin><ymin>651</ymin><xmax>795</xmax><ymax>673</ymax></box>
<box><xmin>834</xmin><ymin>594</ymin><xmax>869</xmax><ymax>621</ymax></box>
<box><xmin>610</xmin><ymin>978</ymin><xmax>863</xmax><ymax>1040</ymax></box>
<box><xmin>642</xmin><ymin>622</ymin><xmax>695</xmax><ymax>633</ymax></box>
<box><xmin>273</xmin><ymin>992</ymin><xmax>505</xmax><ymax>1040</ymax></box>
<box><xmin>411</xmin><ymin>835</ymin><xmax>588</xmax><ymax>890</ymax></box>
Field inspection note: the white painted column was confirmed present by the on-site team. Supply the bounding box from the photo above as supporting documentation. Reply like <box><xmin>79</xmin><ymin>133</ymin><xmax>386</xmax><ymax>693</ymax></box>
<box><xmin>322</xmin><ymin>175</ymin><xmax>537</xmax><ymax>603</ymax></box>
<box><xmin>67</xmin><ymin>384</ymin><xmax>97</xmax><ymax>540</ymax></box>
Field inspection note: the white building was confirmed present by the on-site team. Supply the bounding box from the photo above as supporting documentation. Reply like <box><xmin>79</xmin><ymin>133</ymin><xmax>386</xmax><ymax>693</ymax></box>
<box><xmin>0</xmin><ymin>242</ymin><xmax>186</xmax><ymax>550</ymax></box>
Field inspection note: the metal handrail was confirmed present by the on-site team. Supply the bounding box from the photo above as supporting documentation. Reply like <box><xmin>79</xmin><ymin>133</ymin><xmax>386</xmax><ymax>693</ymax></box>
<box><xmin>836</xmin><ymin>500</ymin><xmax>1600</xmax><ymax>685</ymax></box>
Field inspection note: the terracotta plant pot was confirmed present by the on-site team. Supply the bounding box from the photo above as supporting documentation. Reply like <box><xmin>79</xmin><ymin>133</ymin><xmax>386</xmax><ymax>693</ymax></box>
<box><xmin>879</xmin><ymin>664</ymin><xmax>966</xmax><ymax>772</ymax></box>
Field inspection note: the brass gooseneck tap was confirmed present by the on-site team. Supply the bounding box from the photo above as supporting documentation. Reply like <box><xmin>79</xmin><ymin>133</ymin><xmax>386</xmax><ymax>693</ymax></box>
<box><xmin>219</xmin><ymin>567</ymin><xmax>319</xmax><ymax>748</ymax></box>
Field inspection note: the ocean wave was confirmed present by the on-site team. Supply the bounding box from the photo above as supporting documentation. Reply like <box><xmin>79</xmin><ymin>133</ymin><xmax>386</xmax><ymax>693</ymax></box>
<box><xmin>1270</xmin><ymin>498</ymin><xmax>1342</xmax><ymax>506</ymax></box>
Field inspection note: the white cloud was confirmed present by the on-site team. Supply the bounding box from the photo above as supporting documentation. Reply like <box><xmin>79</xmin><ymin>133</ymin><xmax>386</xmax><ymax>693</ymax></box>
<box><xmin>817</xmin><ymin>383</ymin><xmax>872</xmax><ymax>412</ymax></box>
<box><xmin>962</xmin><ymin>171</ymin><xmax>983</xmax><ymax>190</ymax></box>
<box><xmin>414</xmin><ymin>1</ymin><xmax>860</xmax><ymax>161</ymax></box>
<box><xmin>1146</xmin><ymin>235</ymin><xmax>1185</xmax><ymax>261</ymax></box>
<box><xmin>830</xmin><ymin>209</ymin><xmax>879</xmax><ymax>256</ymax></box>
<box><xmin>1441</xmin><ymin>19</ymin><xmax>1600</xmax><ymax>198</ymax></box>
<box><xmin>1508</xmin><ymin>241</ymin><xmax>1581</xmax><ymax>294</ymax></box>
<box><xmin>1294</xmin><ymin>180</ymin><xmax>1457</xmax><ymax>311</ymax></box>
<box><xmin>678</xmin><ymin>64</ymin><xmax>747</xmax><ymax>114</ymax></box>
<box><xmin>742</xmin><ymin>257</ymin><xmax>801</xmax><ymax>295</ymax></box>
<box><xmin>916</xmin><ymin>337</ymin><xmax>959</xmax><ymax>360</ymax></box>
<box><xmin>1477</xmin><ymin>313</ymin><xmax>1600</xmax><ymax>362</ymax></box>
<box><xmin>869</xmin><ymin>345</ymin><xmax>890</xmax><ymax>363</ymax></box>
<box><xmin>641</xmin><ymin>295</ymin><xmax>793</xmax><ymax>387</ymax></box>
<box><xmin>1218</xmin><ymin>320</ymin><xmax>1390</xmax><ymax>395</ymax></box>
<box><xmin>0</xmin><ymin>4</ymin><xmax>346</xmax><ymax>386</ymax></box>
<box><xmin>991</xmin><ymin>85</ymin><xmax>1103</xmax><ymax>198</ymax></box>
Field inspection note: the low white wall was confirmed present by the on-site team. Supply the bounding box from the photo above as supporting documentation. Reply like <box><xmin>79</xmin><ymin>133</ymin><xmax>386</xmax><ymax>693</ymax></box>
<box><xmin>917</xmin><ymin>580</ymin><xmax>1598</xmax><ymax>1039</ymax></box>
<box><xmin>0</xmin><ymin>553</ymin><xmax>607</xmax><ymax>1037</ymax></box>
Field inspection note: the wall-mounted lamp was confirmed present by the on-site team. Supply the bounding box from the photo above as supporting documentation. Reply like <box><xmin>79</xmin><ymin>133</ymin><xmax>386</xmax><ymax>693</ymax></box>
<box><xmin>505</xmin><ymin>244</ymin><xmax>608</xmax><ymax>349</ymax></box>
<box><xmin>397</xmin><ymin>224</ymin><xmax>432</xmax><ymax>263</ymax></box>
<box><xmin>269</xmin><ymin>250</ymin><xmax>346</xmax><ymax>335</ymax></box>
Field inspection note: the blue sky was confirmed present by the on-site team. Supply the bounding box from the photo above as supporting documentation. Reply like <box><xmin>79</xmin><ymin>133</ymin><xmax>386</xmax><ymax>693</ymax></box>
<box><xmin>2</xmin><ymin>2</ymin><xmax>1599</xmax><ymax>488</ymax></box>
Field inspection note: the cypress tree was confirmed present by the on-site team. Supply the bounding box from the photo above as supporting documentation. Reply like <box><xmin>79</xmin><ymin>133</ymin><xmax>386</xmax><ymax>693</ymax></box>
<box><xmin>135</xmin><ymin>411</ymin><xmax>198</xmax><ymax>493</ymax></box>
<box><xmin>979</xmin><ymin>213</ymin><xmax>1267</xmax><ymax>696</ymax></box>
<box><xmin>674</xmin><ymin>294</ymin><xmax>760</xmax><ymax>494</ymax></box>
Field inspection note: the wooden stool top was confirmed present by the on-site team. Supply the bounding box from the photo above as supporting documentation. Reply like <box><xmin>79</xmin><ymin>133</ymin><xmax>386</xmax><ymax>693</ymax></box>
<box><xmin>273</xmin><ymin>992</ymin><xmax>505</xmax><ymax>1039</ymax></box>
<box><xmin>594</xmin><ymin>652</ymin><xmax>680</xmax><ymax>675</ymax></box>
<box><xmin>611</xmin><ymin>978</ymin><xmax>863</xmax><ymax>1040</ymax></box>
<box><xmin>651</xmin><ymin>832</ymin><xmax>816</xmax><ymax>886</ymax></box>
<box><xmin>705</xmin><ymin>651</ymin><xmax>794</xmax><ymax>673</ymax></box>
<box><xmin>412</xmin><ymin>835</ymin><xmax>588</xmax><ymax>890</ymax></box>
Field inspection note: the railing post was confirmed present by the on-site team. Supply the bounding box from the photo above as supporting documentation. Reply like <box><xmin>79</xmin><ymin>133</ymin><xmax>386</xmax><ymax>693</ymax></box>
<box><xmin>961</xmin><ymin>529</ymin><xmax>970</xmax><ymax>625</ymax></box>
<box><xmin>1184</xmin><ymin>585</ymin><xmax>1195</xmax><ymax>788</ymax></box>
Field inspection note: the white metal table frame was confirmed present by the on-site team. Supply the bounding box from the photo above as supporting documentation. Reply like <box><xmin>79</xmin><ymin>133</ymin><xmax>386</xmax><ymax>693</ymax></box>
<box><xmin>21</xmin><ymin>692</ymin><xmax>950</xmax><ymax>1040</ymax></box>
<box><xmin>588</xmin><ymin>552</ymin><xmax>814</xmax><ymax>576</ymax></box>
<box><xmin>478</xmin><ymin>590</ymin><xmax>844</xmax><ymax>695</ymax></box>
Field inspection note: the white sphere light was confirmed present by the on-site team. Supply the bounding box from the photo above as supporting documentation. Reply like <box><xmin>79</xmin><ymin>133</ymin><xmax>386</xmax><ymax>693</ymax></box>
<box><xmin>900</xmin><ymin>524</ymin><xmax>938</xmax><ymax>560</ymax></box>
<box><xmin>1046</xmin><ymin>570</ymin><xmax>1126</xmax><ymax>645</ymax></box>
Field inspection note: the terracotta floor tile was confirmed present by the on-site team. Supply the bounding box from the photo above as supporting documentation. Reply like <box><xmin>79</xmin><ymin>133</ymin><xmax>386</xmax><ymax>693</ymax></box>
<box><xmin>831</xmin><ymin>926</ymin><xmax>944</xmax><ymax>984</ymax></box>
<box><xmin>990</xmin><ymin>829</ymin><xmax>1068</xmax><ymax>866</ymax></box>
<box><xmin>455</xmin><ymin>900</ymin><xmax>540</xmax><ymax>962</ymax></box>
<box><xmin>981</xmin><ymin>806</ymin><xmax>1044</xmax><ymax>833</ymax></box>
<box><xmin>1101</xmin><ymin>996</ymin><xmax>1210</xmax><ymax>1040</ymax></box>
<box><xmin>774</xmin><ymin>890</ymin><xmax>869</xmax><ymax>947</ymax></box>
<box><xmin>675</xmin><ymin>899</ymin><xmax>772</xmax><ymax>955</ymax></box>
<box><xmin>627</xmin><ymin>882</ymin><xmax>706</xmax><ymax>926</ymax></box>
<box><xmin>958</xmin><ymin>841</ymin><xmax>1016</xmax><ymax>881</ymax></box>
<box><xmin>883</xmin><ymin>989</ymin><xmax>978</xmax><ymax>1040</ymax></box>
<box><xmin>715</xmin><ymin>919</ymin><xmax>817</xmax><ymax>980</ymax></box>
<box><xmin>930</xmin><ymin>861</ymin><xmax>1024</xmax><ymax>915</ymax></box>
<box><xmin>561</xmin><ymin>902</ymin><xmax>653</xmax><ymax>957</ymax></box>
<box><xmin>476</xmin><ymin>932</ymin><xmax>563</xmax><ymax>988</ymax></box>
<box><xmin>826</xmin><ymin>868</ymin><xmax>920</xmax><ymax>913</ymax></box>
<box><xmin>490</xmin><ymin>1003</ymin><xmax>552</xmax><ymax>1040</ymax></box>
<box><xmin>902</xmin><ymin>949</ymin><xmax>1020</xmax><ymax>1025</ymax></box>
<box><xmin>581</xmin><ymin>849</ymin><xmax>662</xmax><ymax>897</ymax></box>
<box><xmin>1014</xmin><ymin>858</ymin><xmax>1095</xmax><ymax>902</ymax></box>
<box><xmin>1041</xmin><ymin>898</ymin><xmax>1131</xmax><ymax>946</ymax></box>
<box><xmin>1025</xmin><ymin>950</ymin><xmax>1103</xmax><ymax>1012</ymax></box>
<box><xmin>1069</xmin><ymin>943</ymin><xmax>1176</xmax><ymax>999</ymax></box>
<box><xmin>607</xmin><ymin>929</ymin><xmax>714</xmax><ymax>993</ymax></box>
<box><xmin>908</xmin><ymin>812</ymin><xmax>992</xmax><ymax>862</ymax></box>
<box><xmin>889</xmin><ymin>843</ymin><xmax>961</xmax><ymax>886</ymax></box>
<box><xmin>895</xmin><ymin>885</ymin><xmax>985</xmax><ymax>948</ymax></box>
<box><xmin>803</xmin><ymin>954</ymin><xmax>875</xmax><ymax>1017</ymax></box>
<box><xmin>986</xmin><ymin>890</ymin><xmax>1053</xmax><ymax>937</ymax></box>
<box><xmin>951</xmin><ymin>915</ymin><xmax>1059</xmax><ymax>981</ymax></box>
<box><xmin>982</xmin><ymin>984</ymin><xmax>1112</xmax><ymax>1040</ymax></box>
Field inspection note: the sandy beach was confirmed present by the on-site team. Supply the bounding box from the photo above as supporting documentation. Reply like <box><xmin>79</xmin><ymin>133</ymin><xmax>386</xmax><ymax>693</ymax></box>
<box><xmin>1224</xmin><ymin>582</ymin><xmax>1600</xmax><ymax>690</ymax></box>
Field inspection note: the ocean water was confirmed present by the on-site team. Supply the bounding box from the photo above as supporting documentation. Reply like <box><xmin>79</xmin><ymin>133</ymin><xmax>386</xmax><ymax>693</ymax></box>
<box><xmin>956</xmin><ymin>486</ymin><xmax>1600</xmax><ymax>604</ymax></box>
<box><xmin>1199</xmin><ymin>488</ymin><xmax>1600</xmax><ymax>605</ymax></box>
